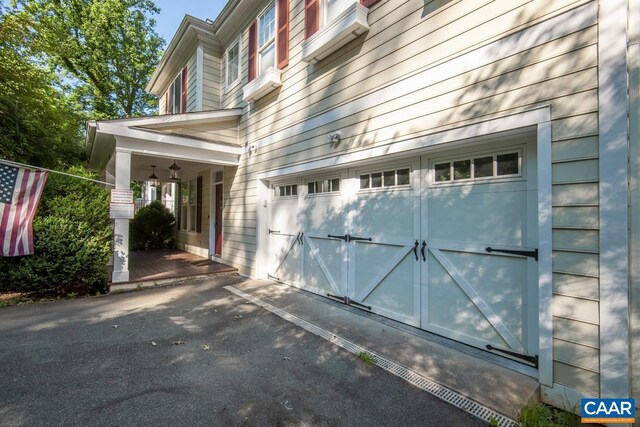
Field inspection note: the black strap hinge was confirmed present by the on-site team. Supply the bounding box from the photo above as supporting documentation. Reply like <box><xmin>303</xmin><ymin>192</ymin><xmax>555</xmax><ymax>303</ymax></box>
<box><xmin>486</xmin><ymin>344</ymin><xmax>538</xmax><ymax>368</ymax></box>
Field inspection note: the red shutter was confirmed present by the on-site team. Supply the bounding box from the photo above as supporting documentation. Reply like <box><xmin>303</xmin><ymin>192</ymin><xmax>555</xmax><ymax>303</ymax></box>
<box><xmin>305</xmin><ymin>0</ymin><xmax>319</xmax><ymax>39</ymax></box>
<box><xmin>248</xmin><ymin>21</ymin><xmax>257</xmax><ymax>82</ymax></box>
<box><xmin>181</xmin><ymin>66</ymin><xmax>187</xmax><ymax>113</ymax></box>
<box><xmin>196</xmin><ymin>176</ymin><xmax>202</xmax><ymax>233</ymax></box>
<box><xmin>277</xmin><ymin>0</ymin><xmax>289</xmax><ymax>69</ymax></box>
<box><xmin>360</xmin><ymin>0</ymin><xmax>379</xmax><ymax>7</ymax></box>
<box><xmin>164</xmin><ymin>92</ymin><xmax>169</xmax><ymax>114</ymax></box>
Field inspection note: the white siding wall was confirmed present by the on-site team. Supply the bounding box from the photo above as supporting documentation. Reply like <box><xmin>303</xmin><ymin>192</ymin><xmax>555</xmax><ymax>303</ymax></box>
<box><xmin>187</xmin><ymin>51</ymin><xmax>198</xmax><ymax>112</ymax></box>
<box><xmin>203</xmin><ymin>46</ymin><xmax>222</xmax><ymax>110</ymax></box>
<box><xmin>214</xmin><ymin>0</ymin><xmax>605</xmax><ymax>397</ymax></box>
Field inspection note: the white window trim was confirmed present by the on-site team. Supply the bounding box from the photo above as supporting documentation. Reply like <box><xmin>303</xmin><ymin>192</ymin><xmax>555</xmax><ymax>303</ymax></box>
<box><xmin>356</xmin><ymin>164</ymin><xmax>413</xmax><ymax>193</ymax></box>
<box><xmin>180</xmin><ymin>178</ymin><xmax>199</xmax><ymax>233</ymax></box>
<box><xmin>273</xmin><ymin>183</ymin><xmax>299</xmax><ymax>199</ymax></box>
<box><xmin>225</xmin><ymin>36</ymin><xmax>241</xmax><ymax>92</ymax></box>
<box><xmin>165</xmin><ymin>69</ymin><xmax>185</xmax><ymax>115</ymax></box>
<box><xmin>304</xmin><ymin>175</ymin><xmax>342</xmax><ymax>197</ymax></box>
<box><xmin>429</xmin><ymin>147</ymin><xmax>525</xmax><ymax>187</ymax></box>
<box><xmin>257</xmin><ymin>2</ymin><xmax>277</xmax><ymax>75</ymax></box>
<box><xmin>301</xmin><ymin>2</ymin><xmax>369</xmax><ymax>64</ymax></box>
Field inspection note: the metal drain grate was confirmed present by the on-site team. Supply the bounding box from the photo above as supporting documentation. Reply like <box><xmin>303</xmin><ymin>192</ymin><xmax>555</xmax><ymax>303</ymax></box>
<box><xmin>224</xmin><ymin>286</ymin><xmax>517</xmax><ymax>427</ymax></box>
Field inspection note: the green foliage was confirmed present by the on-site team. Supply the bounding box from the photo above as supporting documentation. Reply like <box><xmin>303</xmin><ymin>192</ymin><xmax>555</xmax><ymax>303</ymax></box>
<box><xmin>9</xmin><ymin>0</ymin><xmax>164</xmax><ymax>118</ymax></box>
<box><xmin>0</xmin><ymin>13</ymin><xmax>83</xmax><ymax>168</ymax></box>
<box><xmin>0</xmin><ymin>167</ymin><xmax>112</xmax><ymax>295</ymax></box>
<box><xmin>358</xmin><ymin>352</ymin><xmax>376</xmax><ymax>367</ymax></box>
<box><xmin>518</xmin><ymin>403</ymin><xmax>580</xmax><ymax>427</ymax></box>
<box><xmin>130</xmin><ymin>201</ymin><xmax>176</xmax><ymax>251</ymax></box>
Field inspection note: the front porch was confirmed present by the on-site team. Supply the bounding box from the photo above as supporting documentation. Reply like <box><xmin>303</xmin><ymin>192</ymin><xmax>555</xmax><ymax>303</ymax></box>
<box><xmin>110</xmin><ymin>249</ymin><xmax>237</xmax><ymax>290</ymax></box>
<box><xmin>85</xmin><ymin>109</ymin><xmax>243</xmax><ymax>283</ymax></box>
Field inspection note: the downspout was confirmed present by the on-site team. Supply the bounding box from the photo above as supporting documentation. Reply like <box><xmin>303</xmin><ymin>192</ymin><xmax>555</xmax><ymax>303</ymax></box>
<box><xmin>628</xmin><ymin>0</ymin><xmax>640</xmax><ymax>409</ymax></box>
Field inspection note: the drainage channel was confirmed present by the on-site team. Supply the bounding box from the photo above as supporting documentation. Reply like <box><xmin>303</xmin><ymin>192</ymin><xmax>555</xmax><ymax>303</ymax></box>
<box><xmin>224</xmin><ymin>285</ymin><xmax>517</xmax><ymax>427</ymax></box>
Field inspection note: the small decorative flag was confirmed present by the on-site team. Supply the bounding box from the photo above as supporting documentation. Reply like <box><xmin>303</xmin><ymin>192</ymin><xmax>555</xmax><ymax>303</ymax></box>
<box><xmin>0</xmin><ymin>164</ymin><xmax>48</xmax><ymax>256</ymax></box>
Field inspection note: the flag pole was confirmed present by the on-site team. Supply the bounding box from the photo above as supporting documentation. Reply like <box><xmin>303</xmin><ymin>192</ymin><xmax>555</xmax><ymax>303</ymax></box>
<box><xmin>0</xmin><ymin>159</ymin><xmax>116</xmax><ymax>187</ymax></box>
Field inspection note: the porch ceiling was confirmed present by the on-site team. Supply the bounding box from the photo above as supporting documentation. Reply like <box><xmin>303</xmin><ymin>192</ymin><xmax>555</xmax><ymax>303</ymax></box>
<box><xmin>86</xmin><ymin>109</ymin><xmax>243</xmax><ymax>173</ymax></box>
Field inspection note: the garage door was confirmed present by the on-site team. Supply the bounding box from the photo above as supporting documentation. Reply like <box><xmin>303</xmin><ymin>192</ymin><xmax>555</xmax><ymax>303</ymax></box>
<box><xmin>266</xmin><ymin>143</ymin><xmax>537</xmax><ymax>362</ymax></box>
<box><xmin>421</xmin><ymin>147</ymin><xmax>538</xmax><ymax>360</ymax></box>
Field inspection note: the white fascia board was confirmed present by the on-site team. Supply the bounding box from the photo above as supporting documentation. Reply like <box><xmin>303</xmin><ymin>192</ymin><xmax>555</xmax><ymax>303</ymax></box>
<box><xmin>598</xmin><ymin>0</ymin><xmax>631</xmax><ymax>399</ymax></box>
<box><xmin>301</xmin><ymin>2</ymin><xmax>369</xmax><ymax>64</ymax></box>
<box><xmin>115</xmin><ymin>136</ymin><xmax>240</xmax><ymax>166</ymax></box>
<box><xmin>96</xmin><ymin>122</ymin><xmax>242</xmax><ymax>156</ymax></box>
<box><xmin>257</xmin><ymin>106</ymin><xmax>550</xmax><ymax>179</ymax></box>
<box><xmin>103</xmin><ymin>109</ymin><xmax>242</xmax><ymax>128</ymax></box>
<box><xmin>250</xmin><ymin>1</ymin><xmax>597</xmax><ymax>150</ymax></box>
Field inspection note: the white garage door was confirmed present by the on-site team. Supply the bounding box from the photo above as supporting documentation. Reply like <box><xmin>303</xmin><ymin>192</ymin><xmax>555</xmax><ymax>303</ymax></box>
<box><xmin>267</xmin><ymin>143</ymin><xmax>538</xmax><ymax>362</ymax></box>
<box><xmin>421</xmin><ymin>146</ymin><xmax>538</xmax><ymax>360</ymax></box>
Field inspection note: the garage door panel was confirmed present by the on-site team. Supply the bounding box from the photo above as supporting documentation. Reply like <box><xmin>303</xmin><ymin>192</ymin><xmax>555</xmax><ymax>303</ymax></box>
<box><xmin>269</xmin><ymin>235</ymin><xmax>300</xmax><ymax>286</ymax></box>
<box><xmin>303</xmin><ymin>237</ymin><xmax>344</xmax><ymax>296</ymax></box>
<box><xmin>352</xmin><ymin>191</ymin><xmax>415</xmax><ymax>242</ymax></box>
<box><xmin>360</xmin><ymin>249</ymin><xmax>419</xmax><ymax>325</ymax></box>
<box><xmin>302</xmin><ymin>197</ymin><xmax>346</xmax><ymax>235</ymax></box>
<box><xmin>428</xmin><ymin>184</ymin><xmax>527</xmax><ymax>246</ymax></box>
<box><xmin>442</xmin><ymin>250</ymin><xmax>525</xmax><ymax>342</ymax></box>
<box><xmin>426</xmin><ymin>252</ymin><xmax>509</xmax><ymax>347</ymax></box>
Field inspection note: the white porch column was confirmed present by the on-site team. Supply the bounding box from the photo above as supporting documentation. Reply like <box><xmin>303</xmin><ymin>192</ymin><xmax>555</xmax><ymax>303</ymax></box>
<box><xmin>112</xmin><ymin>148</ymin><xmax>131</xmax><ymax>283</ymax></box>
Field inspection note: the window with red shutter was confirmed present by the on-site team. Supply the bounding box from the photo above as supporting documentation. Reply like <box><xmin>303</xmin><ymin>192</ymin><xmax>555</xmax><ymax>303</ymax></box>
<box><xmin>305</xmin><ymin>0</ymin><xmax>319</xmax><ymax>39</ymax></box>
<box><xmin>277</xmin><ymin>0</ymin><xmax>289</xmax><ymax>69</ymax></box>
<box><xmin>248</xmin><ymin>21</ymin><xmax>257</xmax><ymax>82</ymax></box>
<box><xmin>181</xmin><ymin>66</ymin><xmax>187</xmax><ymax>113</ymax></box>
<box><xmin>360</xmin><ymin>0</ymin><xmax>379</xmax><ymax>8</ymax></box>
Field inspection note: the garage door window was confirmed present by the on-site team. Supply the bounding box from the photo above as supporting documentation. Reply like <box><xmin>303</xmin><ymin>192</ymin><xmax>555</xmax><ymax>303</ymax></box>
<box><xmin>274</xmin><ymin>184</ymin><xmax>298</xmax><ymax>197</ymax></box>
<box><xmin>434</xmin><ymin>151</ymin><xmax>521</xmax><ymax>183</ymax></box>
<box><xmin>359</xmin><ymin>168</ymin><xmax>410</xmax><ymax>190</ymax></box>
<box><xmin>307</xmin><ymin>178</ymin><xmax>340</xmax><ymax>194</ymax></box>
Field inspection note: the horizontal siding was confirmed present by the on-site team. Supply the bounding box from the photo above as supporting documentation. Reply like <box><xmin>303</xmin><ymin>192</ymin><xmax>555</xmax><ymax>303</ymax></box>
<box><xmin>187</xmin><ymin>52</ymin><xmax>198</xmax><ymax>112</ymax></box>
<box><xmin>202</xmin><ymin>47</ymin><xmax>222</xmax><ymax>110</ymax></box>
<box><xmin>214</xmin><ymin>0</ymin><xmax>604</xmax><ymax>396</ymax></box>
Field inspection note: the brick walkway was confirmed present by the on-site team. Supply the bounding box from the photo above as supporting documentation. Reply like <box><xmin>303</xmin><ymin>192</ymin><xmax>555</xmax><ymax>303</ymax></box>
<box><xmin>126</xmin><ymin>249</ymin><xmax>237</xmax><ymax>282</ymax></box>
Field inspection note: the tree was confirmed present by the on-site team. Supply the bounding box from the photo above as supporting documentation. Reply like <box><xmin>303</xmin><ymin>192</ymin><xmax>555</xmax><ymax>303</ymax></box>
<box><xmin>10</xmin><ymin>0</ymin><xmax>165</xmax><ymax>119</ymax></box>
<box><xmin>0</xmin><ymin>12</ymin><xmax>83</xmax><ymax>167</ymax></box>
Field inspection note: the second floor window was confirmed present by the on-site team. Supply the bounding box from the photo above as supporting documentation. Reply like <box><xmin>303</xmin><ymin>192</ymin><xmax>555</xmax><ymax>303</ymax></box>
<box><xmin>226</xmin><ymin>39</ymin><xmax>240</xmax><ymax>88</ymax></box>
<box><xmin>164</xmin><ymin>67</ymin><xmax>187</xmax><ymax>114</ymax></box>
<box><xmin>258</xmin><ymin>3</ymin><xmax>276</xmax><ymax>74</ymax></box>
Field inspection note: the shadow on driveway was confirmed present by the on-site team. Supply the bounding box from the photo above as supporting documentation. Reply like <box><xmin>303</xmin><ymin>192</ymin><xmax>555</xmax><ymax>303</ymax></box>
<box><xmin>0</xmin><ymin>276</ymin><xmax>484</xmax><ymax>426</ymax></box>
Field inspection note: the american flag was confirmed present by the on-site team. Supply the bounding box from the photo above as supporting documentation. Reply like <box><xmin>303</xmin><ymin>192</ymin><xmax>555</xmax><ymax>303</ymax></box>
<box><xmin>0</xmin><ymin>164</ymin><xmax>48</xmax><ymax>257</ymax></box>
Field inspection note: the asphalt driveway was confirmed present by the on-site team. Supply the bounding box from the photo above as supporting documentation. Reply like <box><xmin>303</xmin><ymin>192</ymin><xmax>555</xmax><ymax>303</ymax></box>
<box><xmin>0</xmin><ymin>276</ymin><xmax>485</xmax><ymax>426</ymax></box>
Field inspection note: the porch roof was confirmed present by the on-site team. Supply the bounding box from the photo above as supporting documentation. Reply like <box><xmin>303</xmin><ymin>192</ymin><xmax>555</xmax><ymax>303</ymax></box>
<box><xmin>85</xmin><ymin>109</ymin><xmax>244</xmax><ymax>175</ymax></box>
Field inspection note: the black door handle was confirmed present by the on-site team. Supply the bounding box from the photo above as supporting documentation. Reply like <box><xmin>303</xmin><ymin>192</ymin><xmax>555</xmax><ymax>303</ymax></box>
<box><xmin>413</xmin><ymin>240</ymin><xmax>419</xmax><ymax>260</ymax></box>
<box><xmin>421</xmin><ymin>241</ymin><xmax>427</xmax><ymax>262</ymax></box>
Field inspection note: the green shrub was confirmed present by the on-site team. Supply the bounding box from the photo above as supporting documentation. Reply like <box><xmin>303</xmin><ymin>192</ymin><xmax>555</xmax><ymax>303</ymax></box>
<box><xmin>0</xmin><ymin>166</ymin><xmax>112</xmax><ymax>295</ymax></box>
<box><xmin>130</xmin><ymin>201</ymin><xmax>176</xmax><ymax>251</ymax></box>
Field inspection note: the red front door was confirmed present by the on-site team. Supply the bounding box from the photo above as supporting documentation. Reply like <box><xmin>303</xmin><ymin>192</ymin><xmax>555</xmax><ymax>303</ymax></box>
<box><xmin>215</xmin><ymin>183</ymin><xmax>223</xmax><ymax>256</ymax></box>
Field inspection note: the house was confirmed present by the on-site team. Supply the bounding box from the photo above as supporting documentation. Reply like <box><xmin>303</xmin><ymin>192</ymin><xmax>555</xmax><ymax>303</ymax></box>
<box><xmin>85</xmin><ymin>0</ymin><xmax>640</xmax><ymax>414</ymax></box>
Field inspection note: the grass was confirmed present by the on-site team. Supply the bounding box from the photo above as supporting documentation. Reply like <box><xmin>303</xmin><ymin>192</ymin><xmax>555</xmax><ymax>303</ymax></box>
<box><xmin>358</xmin><ymin>351</ymin><xmax>376</xmax><ymax>367</ymax></box>
<box><xmin>519</xmin><ymin>403</ymin><xmax>580</xmax><ymax>427</ymax></box>
<box><xmin>0</xmin><ymin>291</ymin><xmax>87</xmax><ymax>307</ymax></box>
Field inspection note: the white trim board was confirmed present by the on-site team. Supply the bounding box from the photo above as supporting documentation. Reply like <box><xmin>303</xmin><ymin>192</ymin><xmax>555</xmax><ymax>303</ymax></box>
<box><xmin>598</xmin><ymin>0</ymin><xmax>631</xmax><ymax>399</ymax></box>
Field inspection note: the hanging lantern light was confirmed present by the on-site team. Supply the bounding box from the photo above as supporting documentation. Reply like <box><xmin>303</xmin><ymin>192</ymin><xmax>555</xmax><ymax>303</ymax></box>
<box><xmin>149</xmin><ymin>165</ymin><xmax>159</xmax><ymax>187</ymax></box>
<box><xmin>169</xmin><ymin>160</ymin><xmax>181</xmax><ymax>180</ymax></box>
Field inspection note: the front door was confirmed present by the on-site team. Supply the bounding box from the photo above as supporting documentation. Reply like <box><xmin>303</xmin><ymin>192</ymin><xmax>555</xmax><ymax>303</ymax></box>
<box><xmin>215</xmin><ymin>183</ymin><xmax>223</xmax><ymax>256</ymax></box>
